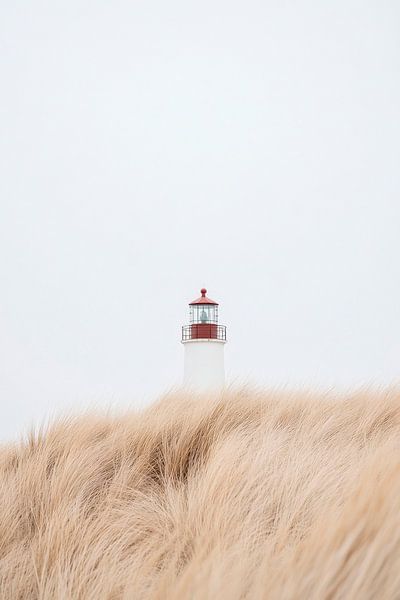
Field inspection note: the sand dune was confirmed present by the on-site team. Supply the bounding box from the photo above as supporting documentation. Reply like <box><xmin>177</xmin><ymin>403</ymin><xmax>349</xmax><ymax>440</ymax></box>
<box><xmin>1</xmin><ymin>388</ymin><xmax>400</xmax><ymax>599</ymax></box>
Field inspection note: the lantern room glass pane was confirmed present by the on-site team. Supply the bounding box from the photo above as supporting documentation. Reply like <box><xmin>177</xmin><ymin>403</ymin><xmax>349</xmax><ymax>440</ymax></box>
<box><xmin>190</xmin><ymin>305</ymin><xmax>218</xmax><ymax>324</ymax></box>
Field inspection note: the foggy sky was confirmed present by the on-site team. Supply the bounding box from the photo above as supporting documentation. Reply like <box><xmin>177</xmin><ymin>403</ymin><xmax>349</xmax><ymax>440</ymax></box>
<box><xmin>1</xmin><ymin>1</ymin><xmax>400</xmax><ymax>440</ymax></box>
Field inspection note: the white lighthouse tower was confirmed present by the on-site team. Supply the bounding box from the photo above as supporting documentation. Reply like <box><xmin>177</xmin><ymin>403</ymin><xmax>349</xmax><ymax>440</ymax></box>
<box><xmin>181</xmin><ymin>288</ymin><xmax>227</xmax><ymax>391</ymax></box>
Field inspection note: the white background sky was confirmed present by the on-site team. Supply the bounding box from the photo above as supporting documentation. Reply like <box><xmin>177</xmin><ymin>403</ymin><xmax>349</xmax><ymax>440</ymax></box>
<box><xmin>1</xmin><ymin>1</ymin><xmax>400</xmax><ymax>441</ymax></box>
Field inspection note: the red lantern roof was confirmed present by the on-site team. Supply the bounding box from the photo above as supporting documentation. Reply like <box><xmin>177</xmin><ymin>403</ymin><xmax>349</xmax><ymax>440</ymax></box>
<box><xmin>189</xmin><ymin>288</ymin><xmax>219</xmax><ymax>305</ymax></box>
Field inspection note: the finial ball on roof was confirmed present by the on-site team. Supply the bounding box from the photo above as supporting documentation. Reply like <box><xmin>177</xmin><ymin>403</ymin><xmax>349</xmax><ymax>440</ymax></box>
<box><xmin>201</xmin><ymin>288</ymin><xmax>207</xmax><ymax>296</ymax></box>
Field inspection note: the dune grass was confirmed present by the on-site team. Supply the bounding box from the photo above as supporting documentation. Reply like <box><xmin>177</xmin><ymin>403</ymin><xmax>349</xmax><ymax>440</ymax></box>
<box><xmin>1</xmin><ymin>387</ymin><xmax>400</xmax><ymax>599</ymax></box>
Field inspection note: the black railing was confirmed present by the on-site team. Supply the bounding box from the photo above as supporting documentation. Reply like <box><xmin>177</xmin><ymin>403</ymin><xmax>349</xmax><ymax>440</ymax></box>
<box><xmin>182</xmin><ymin>324</ymin><xmax>227</xmax><ymax>342</ymax></box>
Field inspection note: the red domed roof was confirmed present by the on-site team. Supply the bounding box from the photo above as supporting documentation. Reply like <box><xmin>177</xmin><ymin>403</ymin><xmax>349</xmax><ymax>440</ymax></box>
<box><xmin>189</xmin><ymin>288</ymin><xmax>219</xmax><ymax>305</ymax></box>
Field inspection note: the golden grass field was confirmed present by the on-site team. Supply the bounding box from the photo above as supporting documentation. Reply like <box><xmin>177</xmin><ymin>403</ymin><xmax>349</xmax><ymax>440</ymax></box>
<box><xmin>1</xmin><ymin>388</ymin><xmax>400</xmax><ymax>599</ymax></box>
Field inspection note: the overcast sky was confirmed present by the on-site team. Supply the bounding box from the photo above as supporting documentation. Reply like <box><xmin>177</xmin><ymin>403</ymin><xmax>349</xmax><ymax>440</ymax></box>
<box><xmin>1</xmin><ymin>1</ymin><xmax>400</xmax><ymax>440</ymax></box>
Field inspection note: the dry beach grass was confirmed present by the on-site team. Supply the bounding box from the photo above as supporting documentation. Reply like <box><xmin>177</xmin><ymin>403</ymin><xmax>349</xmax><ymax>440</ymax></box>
<box><xmin>1</xmin><ymin>388</ymin><xmax>400</xmax><ymax>599</ymax></box>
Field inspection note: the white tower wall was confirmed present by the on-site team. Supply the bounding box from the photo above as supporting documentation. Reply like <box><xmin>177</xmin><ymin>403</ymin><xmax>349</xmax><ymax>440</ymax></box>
<box><xmin>183</xmin><ymin>339</ymin><xmax>225</xmax><ymax>391</ymax></box>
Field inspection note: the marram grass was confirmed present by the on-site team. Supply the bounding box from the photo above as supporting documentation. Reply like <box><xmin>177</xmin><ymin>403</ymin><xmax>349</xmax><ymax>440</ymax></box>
<box><xmin>1</xmin><ymin>388</ymin><xmax>400</xmax><ymax>599</ymax></box>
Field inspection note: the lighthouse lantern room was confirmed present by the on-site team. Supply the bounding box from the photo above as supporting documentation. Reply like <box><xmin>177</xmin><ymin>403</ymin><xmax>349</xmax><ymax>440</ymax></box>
<box><xmin>182</xmin><ymin>288</ymin><xmax>227</xmax><ymax>390</ymax></box>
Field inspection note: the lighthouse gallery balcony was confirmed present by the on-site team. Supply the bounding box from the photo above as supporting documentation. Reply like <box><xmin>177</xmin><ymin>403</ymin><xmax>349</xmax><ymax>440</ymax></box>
<box><xmin>182</xmin><ymin>324</ymin><xmax>227</xmax><ymax>342</ymax></box>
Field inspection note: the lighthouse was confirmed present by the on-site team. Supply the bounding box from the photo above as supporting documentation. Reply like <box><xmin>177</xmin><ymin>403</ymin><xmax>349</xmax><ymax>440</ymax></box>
<box><xmin>181</xmin><ymin>288</ymin><xmax>227</xmax><ymax>391</ymax></box>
